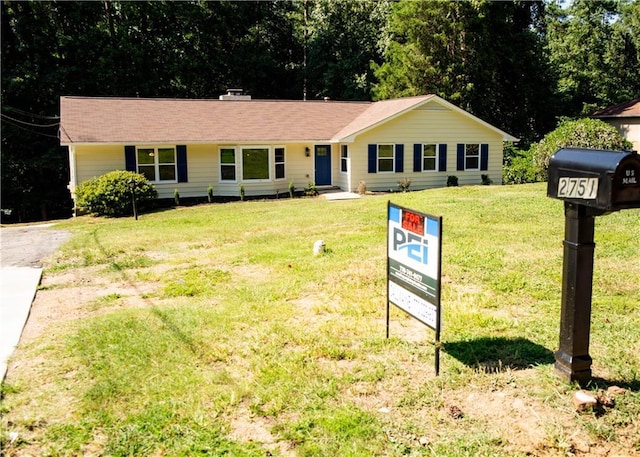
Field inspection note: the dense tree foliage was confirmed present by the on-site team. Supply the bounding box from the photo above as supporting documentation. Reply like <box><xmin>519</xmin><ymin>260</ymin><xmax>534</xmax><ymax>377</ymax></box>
<box><xmin>373</xmin><ymin>1</ymin><xmax>557</xmax><ymax>145</ymax></box>
<box><xmin>306</xmin><ymin>0</ymin><xmax>391</xmax><ymax>100</ymax></box>
<box><xmin>546</xmin><ymin>0</ymin><xmax>640</xmax><ymax>116</ymax></box>
<box><xmin>2</xmin><ymin>0</ymin><xmax>639</xmax><ymax>221</ymax></box>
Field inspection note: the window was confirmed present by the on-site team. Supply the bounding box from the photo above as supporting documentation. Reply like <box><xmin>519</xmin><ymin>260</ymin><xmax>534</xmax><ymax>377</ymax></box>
<box><xmin>422</xmin><ymin>144</ymin><xmax>437</xmax><ymax>171</ymax></box>
<box><xmin>274</xmin><ymin>147</ymin><xmax>285</xmax><ymax>180</ymax></box>
<box><xmin>369</xmin><ymin>144</ymin><xmax>403</xmax><ymax>173</ymax></box>
<box><xmin>465</xmin><ymin>144</ymin><xmax>480</xmax><ymax>170</ymax></box>
<box><xmin>136</xmin><ymin>147</ymin><xmax>176</xmax><ymax>182</ymax></box>
<box><xmin>242</xmin><ymin>147</ymin><xmax>269</xmax><ymax>180</ymax></box>
<box><xmin>340</xmin><ymin>145</ymin><xmax>348</xmax><ymax>173</ymax></box>
<box><xmin>456</xmin><ymin>143</ymin><xmax>488</xmax><ymax>171</ymax></box>
<box><xmin>220</xmin><ymin>148</ymin><xmax>237</xmax><ymax>181</ymax></box>
<box><xmin>377</xmin><ymin>144</ymin><xmax>395</xmax><ymax>172</ymax></box>
<box><xmin>221</xmin><ymin>146</ymin><xmax>286</xmax><ymax>182</ymax></box>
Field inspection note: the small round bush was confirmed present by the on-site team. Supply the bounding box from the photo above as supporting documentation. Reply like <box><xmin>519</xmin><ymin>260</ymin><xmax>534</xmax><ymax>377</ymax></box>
<box><xmin>75</xmin><ymin>171</ymin><xmax>157</xmax><ymax>217</ymax></box>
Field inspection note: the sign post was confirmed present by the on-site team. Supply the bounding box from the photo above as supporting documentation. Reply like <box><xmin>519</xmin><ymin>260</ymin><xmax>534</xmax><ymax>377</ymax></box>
<box><xmin>386</xmin><ymin>202</ymin><xmax>443</xmax><ymax>374</ymax></box>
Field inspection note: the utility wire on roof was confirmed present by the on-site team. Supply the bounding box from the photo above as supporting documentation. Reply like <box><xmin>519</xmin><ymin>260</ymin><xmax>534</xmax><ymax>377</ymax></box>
<box><xmin>2</xmin><ymin>105</ymin><xmax>60</xmax><ymax>120</ymax></box>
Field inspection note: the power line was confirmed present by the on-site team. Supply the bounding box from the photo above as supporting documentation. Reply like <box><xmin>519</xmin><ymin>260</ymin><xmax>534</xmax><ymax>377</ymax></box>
<box><xmin>1</xmin><ymin>105</ymin><xmax>60</xmax><ymax>120</ymax></box>
<box><xmin>1</xmin><ymin>117</ymin><xmax>60</xmax><ymax>139</ymax></box>
<box><xmin>0</xmin><ymin>113</ymin><xmax>60</xmax><ymax>128</ymax></box>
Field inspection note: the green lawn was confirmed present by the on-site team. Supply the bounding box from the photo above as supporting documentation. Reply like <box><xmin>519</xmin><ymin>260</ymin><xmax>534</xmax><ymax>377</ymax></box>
<box><xmin>2</xmin><ymin>183</ymin><xmax>639</xmax><ymax>456</ymax></box>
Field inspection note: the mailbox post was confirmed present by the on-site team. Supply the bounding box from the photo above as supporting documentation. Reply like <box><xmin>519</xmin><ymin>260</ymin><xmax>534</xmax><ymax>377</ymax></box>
<box><xmin>129</xmin><ymin>178</ymin><xmax>138</xmax><ymax>221</ymax></box>
<box><xmin>555</xmin><ymin>202</ymin><xmax>597</xmax><ymax>383</ymax></box>
<box><xmin>547</xmin><ymin>148</ymin><xmax>640</xmax><ymax>384</ymax></box>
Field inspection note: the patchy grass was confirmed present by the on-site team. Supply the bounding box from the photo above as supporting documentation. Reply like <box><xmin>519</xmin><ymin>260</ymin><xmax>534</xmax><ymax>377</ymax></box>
<box><xmin>2</xmin><ymin>183</ymin><xmax>639</xmax><ymax>456</ymax></box>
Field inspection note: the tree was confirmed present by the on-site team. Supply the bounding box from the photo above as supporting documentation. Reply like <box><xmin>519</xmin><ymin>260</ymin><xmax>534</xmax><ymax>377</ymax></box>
<box><xmin>531</xmin><ymin>118</ymin><xmax>633</xmax><ymax>180</ymax></box>
<box><xmin>305</xmin><ymin>0</ymin><xmax>392</xmax><ymax>100</ymax></box>
<box><xmin>372</xmin><ymin>0</ymin><xmax>556</xmax><ymax>145</ymax></box>
<box><xmin>373</xmin><ymin>1</ymin><xmax>472</xmax><ymax>102</ymax></box>
<box><xmin>1</xmin><ymin>2</ymin><xmax>75</xmax><ymax>221</ymax></box>
<box><xmin>546</xmin><ymin>0</ymin><xmax>640</xmax><ymax>116</ymax></box>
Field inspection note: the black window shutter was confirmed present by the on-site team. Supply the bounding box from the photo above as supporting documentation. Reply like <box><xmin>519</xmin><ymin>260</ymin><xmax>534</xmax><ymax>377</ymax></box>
<box><xmin>177</xmin><ymin>145</ymin><xmax>188</xmax><ymax>182</ymax></box>
<box><xmin>456</xmin><ymin>144</ymin><xmax>465</xmax><ymax>171</ymax></box>
<box><xmin>125</xmin><ymin>145</ymin><xmax>136</xmax><ymax>172</ymax></box>
<box><xmin>413</xmin><ymin>144</ymin><xmax>422</xmax><ymax>172</ymax></box>
<box><xmin>395</xmin><ymin>144</ymin><xmax>404</xmax><ymax>173</ymax></box>
<box><xmin>368</xmin><ymin>144</ymin><xmax>377</xmax><ymax>173</ymax></box>
<box><xmin>480</xmin><ymin>144</ymin><xmax>489</xmax><ymax>171</ymax></box>
<box><xmin>438</xmin><ymin>144</ymin><xmax>447</xmax><ymax>172</ymax></box>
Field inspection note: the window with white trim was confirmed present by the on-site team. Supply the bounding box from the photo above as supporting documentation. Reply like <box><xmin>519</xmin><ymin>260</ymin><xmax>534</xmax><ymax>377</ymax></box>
<box><xmin>274</xmin><ymin>147</ymin><xmax>285</xmax><ymax>180</ymax></box>
<box><xmin>340</xmin><ymin>144</ymin><xmax>348</xmax><ymax>173</ymax></box>
<box><xmin>220</xmin><ymin>148</ymin><xmax>237</xmax><ymax>182</ymax></box>
<box><xmin>377</xmin><ymin>144</ymin><xmax>394</xmax><ymax>172</ymax></box>
<box><xmin>137</xmin><ymin>146</ymin><xmax>176</xmax><ymax>182</ymax></box>
<box><xmin>465</xmin><ymin>143</ymin><xmax>480</xmax><ymax>170</ymax></box>
<box><xmin>421</xmin><ymin>144</ymin><xmax>438</xmax><ymax>171</ymax></box>
<box><xmin>242</xmin><ymin>147</ymin><xmax>270</xmax><ymax>180</ymax></box>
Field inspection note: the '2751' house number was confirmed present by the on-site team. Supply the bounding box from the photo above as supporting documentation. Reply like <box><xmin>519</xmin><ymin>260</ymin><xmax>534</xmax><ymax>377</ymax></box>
<box><xmin>557</xmin><ymin>177</ymin><xmax>598</xmax><ymax>199</ymax></box>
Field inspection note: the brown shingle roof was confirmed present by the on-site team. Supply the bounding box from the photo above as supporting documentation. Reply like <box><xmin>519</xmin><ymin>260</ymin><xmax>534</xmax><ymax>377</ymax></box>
<box><xmin>591</xmin><ymin>98</ymin><xmax>640</xmax><ymax>118</ymax></box>
<box><xmin>60</xmin><ymin>96</ymin><xmax>372</xmax><ymax>144</ymax></box>
<box><xmin>59</xmin><ymin>94</ymin><xmax>518</xmax><ymax>144</ymax></box>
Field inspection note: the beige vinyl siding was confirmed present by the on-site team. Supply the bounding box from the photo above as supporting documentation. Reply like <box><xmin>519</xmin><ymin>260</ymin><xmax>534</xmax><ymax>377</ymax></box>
<box><xmin>74</xmin><ymin>145</ymin><xmax>124</xmax><ymax>185</ymax></box>
<box><xmin>285</xmin><ymin>143</ymin><xmax>315</xmax><ymax>195</ymax></box>
<box><xmin>153</xmin><ymin>143</ymin><xmax>215</xmax><ymax>198</ymax></box>
<box><xmin>350</xmin><ymin>103</ymin><xmax>505</xmax><ymax>191</ymax></box>
<box><xmin>604</xmin><ymin>118</ymin><xmax>640</xmax><ymax>153</ymax></box>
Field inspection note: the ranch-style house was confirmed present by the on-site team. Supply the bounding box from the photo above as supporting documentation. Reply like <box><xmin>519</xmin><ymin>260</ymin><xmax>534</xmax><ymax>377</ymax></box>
<box><xmin>59</xmin><ymin>92</ymin><xmax>518</xmax><ymax>205</ymax></box>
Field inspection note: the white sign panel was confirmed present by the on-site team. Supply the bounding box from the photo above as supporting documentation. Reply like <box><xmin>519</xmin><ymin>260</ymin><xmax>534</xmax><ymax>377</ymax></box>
<box><xmin>387</xmin><ymin>202</ymin><xmax>442</xmax><ymax>330</ymax></box>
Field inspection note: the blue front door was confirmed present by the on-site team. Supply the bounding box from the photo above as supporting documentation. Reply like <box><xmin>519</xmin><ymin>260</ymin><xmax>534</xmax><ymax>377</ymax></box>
<box><xmin>314</xmin><ymin>145</ymin><xmax>331</xmax><ymax>186</ymax></box>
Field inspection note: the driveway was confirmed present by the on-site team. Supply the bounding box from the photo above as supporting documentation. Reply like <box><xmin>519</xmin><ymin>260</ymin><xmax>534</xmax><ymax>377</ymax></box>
<box><xmin>0</xmin><ymin>223</ymin><xmax>71</xmax><ymax>382</ymax></box>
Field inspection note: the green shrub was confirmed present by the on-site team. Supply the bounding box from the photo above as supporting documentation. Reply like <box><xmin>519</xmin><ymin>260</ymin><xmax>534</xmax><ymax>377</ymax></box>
<box><xmin>75</xmin><ymin>171</ymin><xmax>157</xmax><ymax>217</ymax></box>
<box><xmin>532</xmin><ymin>118</ymin><xmax>632</xmax><ymax>180</ymax></box>
<box><xmin>304</xmin><ymin>182</ymin><xmax>317</xmax><ymax>196</ymax></box>
<box><xmin>503</xmin><ymin>147</ymin><xmax>538</xmax><ymax>184</ymax></box>
<box><xmin>447</xmin><ymin>175</ymin><xmax>459</xmax><ymax>187</ymax></box>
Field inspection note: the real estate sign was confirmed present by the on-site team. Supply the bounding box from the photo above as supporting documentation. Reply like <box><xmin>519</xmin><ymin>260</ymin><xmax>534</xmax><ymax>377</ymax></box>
<box><xmin>387</xmin><ymin>202</ymin><xmax>442</xmax><ymax>372</ymax></box>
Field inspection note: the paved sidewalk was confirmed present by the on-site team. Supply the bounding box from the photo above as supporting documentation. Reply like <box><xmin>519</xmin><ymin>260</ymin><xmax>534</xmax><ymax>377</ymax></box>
<box><xmin>321</xmin><ymin>191</ymin><xmax>361</xmax><ymax>201</ymax></box>
<box><xmin>0</xmin><ymin>267</ymin><xmax>42</xmax><ymax>382</ymax></box>
<box><xmin>1</xmin><ymin>223</ymin><xmax>70</xmax><ymax>383</ymax></box>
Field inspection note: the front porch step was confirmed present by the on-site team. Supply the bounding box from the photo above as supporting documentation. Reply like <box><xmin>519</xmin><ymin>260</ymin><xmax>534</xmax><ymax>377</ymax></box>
<box><xmin>316</xmin><ymin>186</ymin><xmax>341</xmax><ymax>194</ymax></box>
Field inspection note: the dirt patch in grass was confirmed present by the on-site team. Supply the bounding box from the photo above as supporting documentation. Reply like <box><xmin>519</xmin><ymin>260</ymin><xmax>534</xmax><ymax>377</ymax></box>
<box><xmin>228</xmin><ymin>404</ymin><xmax>296</xmax><ymax>457</ymax></box>
<box><xmin>17</xmin><ymin>267</ymin><xmax>157</xmax><ymax>345</ymax></box>
<box><xmin>4</xmin><ymin>263</ymin><xmax>638</xmax><ymax>457</ymax></box>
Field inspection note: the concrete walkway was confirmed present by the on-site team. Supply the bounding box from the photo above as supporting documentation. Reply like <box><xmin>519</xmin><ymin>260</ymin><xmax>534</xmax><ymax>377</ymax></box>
<box><xmin>320</xmin><ymin>191</ymin><xmax>361</xmax><ymax>201</ymax></box>
<box><xmin>0</xmin><ymin>223</ymin><xmax>70</xmax><ymax>383</ymax></box>
<box><xmin>0</xmin><ymin>267</ymin><xmax>42</xmax><ymax>382</ymax></box>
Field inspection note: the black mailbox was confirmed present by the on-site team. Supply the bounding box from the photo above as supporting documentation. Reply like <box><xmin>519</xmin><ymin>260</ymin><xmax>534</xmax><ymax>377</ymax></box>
<box><xmin>546</xmin><ymin>147</ymin><xmax>639</xmax><ymax>384</ymax></box>
<box><xmin>547</xmin><ymin>148</ymin><xmax>640</xmax><ymax>213</ymax></box>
